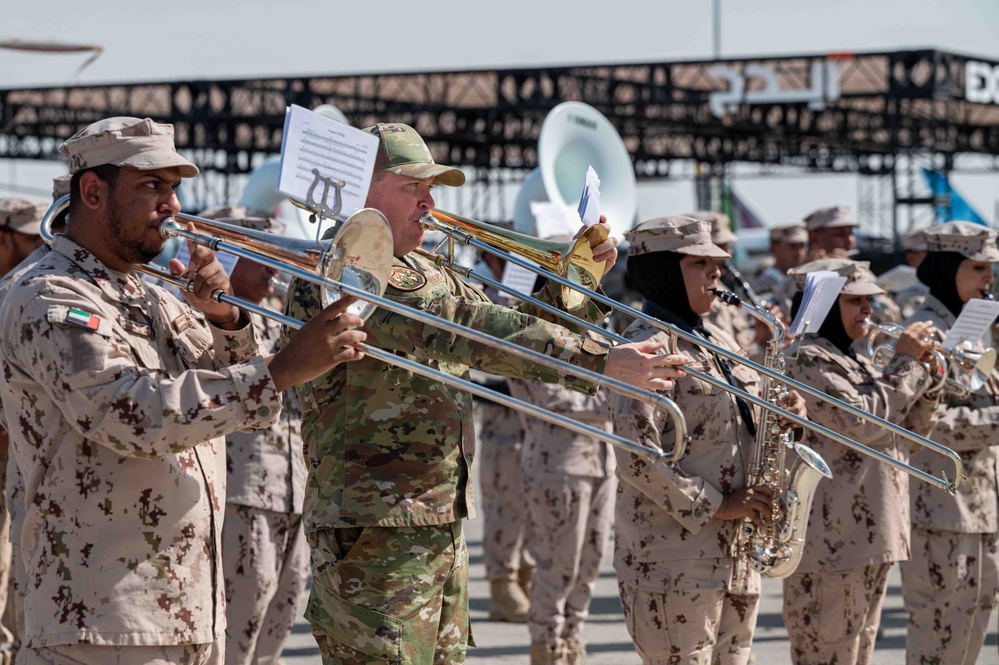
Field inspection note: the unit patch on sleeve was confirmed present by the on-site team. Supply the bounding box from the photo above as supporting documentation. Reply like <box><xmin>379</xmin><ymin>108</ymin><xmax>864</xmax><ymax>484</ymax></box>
<box><xmin>388</xmin><ymin>266</ymin><xmax>428</xmax><ymax>292</ymax></box>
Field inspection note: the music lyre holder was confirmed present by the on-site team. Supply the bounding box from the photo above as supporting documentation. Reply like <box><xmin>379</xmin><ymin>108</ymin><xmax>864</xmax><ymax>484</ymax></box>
<box><xmin>293</xmin><ymin>168</ymin><xmax>346</xmax><ymax>227</ymax></box>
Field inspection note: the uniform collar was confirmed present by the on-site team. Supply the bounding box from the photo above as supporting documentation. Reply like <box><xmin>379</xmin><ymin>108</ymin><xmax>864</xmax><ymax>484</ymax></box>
<box><xmin>921</xmin><ymin>293</ymin><xmax>957</xmax><ymax>327</ymax></box>
<box><xmin>51</xmin><ymin>235</ymin><xmax>149</xmax><ymax>305</ymax></box>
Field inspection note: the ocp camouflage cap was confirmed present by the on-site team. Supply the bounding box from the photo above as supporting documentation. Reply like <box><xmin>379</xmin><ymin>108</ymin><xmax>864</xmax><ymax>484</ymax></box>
<box><xmin>924</xmin><ymin>221</ymin><xmax>999</xmax><ymax>262</ymax></box>
<box><xmin>769</xmin><ymin>223</ymin><xmax>808</xmax><ymax>244</ymax></box>
<box><xmin>788</xmin><ymin>257</ymin><xmax>884</xmax><ymax>296</ymax></box>
<box><xmin>625</xmin><ymin>216</ymin><xmax>731</xmax><ymax>258</ymax></box>
<box><xmin>804</xmin><ymin>205</ymin><xmax>858</xmax><ymax>232</ymax></box>
<box><xmin>0</xmin><ymin>197</ymin><xmax>47</xmax><ymax>236</ymax></box>
<box><xmin>60</xmin><ymin>117</ymin><xmax>199</xmax><ymax>177</ymax></box>
<box><xmin>364</xmin><ymin>123</ymin><xmax>465</xmax><ymax>187</ymax></box>
<box><xmin>199</xmin><ymin>204</ymin><xmax>286</xmax><ymax>235</ymax></box>
<box><xmin>684</xmin><ymin>210</ymin><xmax>737</xmax><ymax>245</ymax></box>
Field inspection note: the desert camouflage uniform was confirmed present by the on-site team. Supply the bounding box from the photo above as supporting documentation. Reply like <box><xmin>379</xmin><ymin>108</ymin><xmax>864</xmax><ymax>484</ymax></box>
<box><xmin>869</xmin><ymin>293</ymin><xmax>903</xmax><ymax>326</ymax></box>
<box><xmin>783</xmin><ymin>337</ymin><xmax>937</xmax><ymax>665</ymax></box>
<box><xmin>752</xmin><ymin>266</ymin><xmax>786</xmax><ymax>299</ymax></box>
<box><xmin>899</xmin><ymin>294</ymin><xmax>999</xmax><ymax>665</ymax></box>
<box><xmin>703</xmin><ymin>299</ymin><xmax>760</xmax><ymax>362</ymax></box>
<box><xmin>0</xmin><ymin>236</ymin><xmax>281</xmax><ymax>656</ymax></box>
<box><xmin>285</xmin><ymin>250</ymin><xmax>610</xmax><ymax>664</ymax></box>
<box><xmin>609</xmin><ymin>313</ymin><xmax>761</xmax><ymax>665</ymax></box>
<box><xmin>475</xmin><ymin>397</ymin><xmax>534</xmax><ymax>582</ymax></box>
<box><xmin>896</xmin><ymin>282</ymin><xmax>929</xmax><ymax>321</ymax></box>
<box><xmin>217</xmin><ymin>306</ymin><xmax>309</xmax><ymax>665</ymax></box>
<box><xmin>0</xmin><ymin>243</ymin><xmax>51</xmax><ymax>660</ymax></box>
<box><xmin>507</xmin><ymin>374</ymin><xmax>615</xmax><ymax>653</ymax></box>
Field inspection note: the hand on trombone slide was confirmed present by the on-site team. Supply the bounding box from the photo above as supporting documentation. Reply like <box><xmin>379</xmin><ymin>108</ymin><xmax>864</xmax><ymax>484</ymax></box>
<box><xmin>265</xmin><ymin>296</ymin><xmax>368</xmax><ymax>392</ymax></box>
<box><xmin>604</xmin><ymin>339</ymin><xmax>688</xmax><ymax>391</ymax></box>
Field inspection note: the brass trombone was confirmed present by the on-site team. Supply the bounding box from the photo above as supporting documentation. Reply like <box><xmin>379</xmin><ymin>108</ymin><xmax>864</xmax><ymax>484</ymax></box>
<box><xmin>40</xmin><ymin>196</ymin><xmax>687</xmax><ymax>463</ymax></box>
<box><xmin>865</xmin><ymin>319</ymin><xmax>997</xmax><ymax>398</ymax></box>
<box><xmin>417</xmin><ymin>209</ymin><xmax>966</xmax><ymax>494</ymax></box>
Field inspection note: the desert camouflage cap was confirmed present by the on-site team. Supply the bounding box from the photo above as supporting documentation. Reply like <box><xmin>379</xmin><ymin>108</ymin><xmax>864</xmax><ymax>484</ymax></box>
<box><xmin>924</xmin><ymin>221</ymin><xmax>999</xmax><ymax>262</ymax></box>
<box><xmin>899</xmin><ymin>227</ymin><xmax>928</xmax><ymax>253</ymax></box>
<box><xmin>365</xmin><ymin>123</ymin><xmax>465</xmax><ymax>187</ymax></box>
<box><xmin>684</xmin><ymin>210</ymin><xmax>737</xmax><ymax>245</ymax></box>
<box><xmin>60</xmin><ymin>117</ymin><xmax>199</xmax><ymax>177</ymax></box>
<box><xmin>52</xmin><ymin>174</ymin><xmax>71</xmax><ymax>201</ymax></box>
<box><xmin>0</xmin><ymin>197</ymin><xmax>47</xmax><ymax>236</ymax></box>
<box><xmin>804</xmin><ymin>205</ymin><xmax>858</xmax><ymax>232</ymax></box>
<box><xmin>769</xmin><ymin>223</ymin><xmax>808</xmax><ymax>244</ymax></box>
<box><xmin>199</xmin><ymin>204</ymin><xmax>285</xmax><ymax>235</ymax></box>
<box><xmin>625</xmin><ymin>216</ymin><xmax>731</xmax><ymax>258</ymax></box>
<box><xmin>788</xmin><ymin>257</ymin><xmax>884</xmax><ymax>296</ymax></box>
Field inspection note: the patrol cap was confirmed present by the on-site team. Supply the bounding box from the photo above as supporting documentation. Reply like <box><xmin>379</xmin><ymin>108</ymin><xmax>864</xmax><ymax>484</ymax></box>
<box><xmin>924</xmin><ymin>221</ymin><xmax>999</xmax><ymax>262</ymax></box>
<box><xmin>899</xmin><ymin>227</ymin><xmax>928</xmax><ymax>252</ymax></box>
<box><xmin>364</xmin><ymin>123</ymin><xmax>465</xmax><ymax>187</ymax></box>
<box><xmin>199</xmin><ymin>204</ymin><xmax>286</xmax><ymax>235</ymax></box>
<box><xmin>59</xmin><ymin>117</ymin><xmax>199</xmax><ymax>178</ymax></box>
<box><xmin>0</xmin><ymin>197</ymin><xmax>47</xmax><ymax>236</ymax></box>
<box><xmin>52</xmin><ymin>174</ymin><xmax>72</xmax><ymax>201</ymax></box>
<box><xmin>684</xmin><ymin>210</ymin><xmax>737</xmax><ymax>245</ymax></box>
<box><xmin>803</xmin><ymin>205</ymin><xmax>858</xmax><ymax>232</ymax></box>
<box><xmin>625</xmin><ymin>216</ymin><xmax>731</xmax><ymax>258</ymax></box>
<box><xmin>769</xmin><ymin>223</ymin><xmax>808</xmax><ymax>244</ymax></box>
<box><xmin>788</xmin><ymin>258</ymin><xmax>884</xmax><ymax>296</ymax></box>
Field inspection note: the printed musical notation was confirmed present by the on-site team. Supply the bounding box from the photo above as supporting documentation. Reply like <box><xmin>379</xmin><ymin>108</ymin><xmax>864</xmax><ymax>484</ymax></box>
<box><xmin>278</xmin><ymin>105</ymin><xmax>380</xmax><ymax>220</ymax></box>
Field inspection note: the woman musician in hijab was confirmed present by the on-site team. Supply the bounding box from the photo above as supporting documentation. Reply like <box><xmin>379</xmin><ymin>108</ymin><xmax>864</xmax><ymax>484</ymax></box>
<box><xmin>898</xmin><ymin>221</ymin><xmax>999</xmax><ymax>665</ymax></box>
<box><xmin>780</xmin><ymin>258</ymin><xmax>938</xmax><ymax>665</ymax></box>
<box><xmin>609</xmin><ymin>217</ymin><xmax>807</xmax><ymax>665</ymax></box>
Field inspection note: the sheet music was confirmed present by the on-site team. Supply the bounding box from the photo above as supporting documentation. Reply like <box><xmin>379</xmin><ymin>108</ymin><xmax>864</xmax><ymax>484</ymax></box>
<box><xmin>941</xmin><ymin>299</ymin><xmax>999</xmax><ymax>350</ymax></box>
<box><xmin>577</xmin><ymin>166</ymin><xmax>602</xmax><ymax>226</ymax></box>
<box><xmin>788</xmin><ymin>271</ymin><xmax>847</xmax><ymax>337</ymax></box>
<box><xmin>530</xmin><ymin>202</ymin><xmax>578</xmax><ymax>239</ymax></box>
<box><xmin>278</xmin><ymin>105</ymin><xmax>379</xmax><ymax>220</ymax></box>
<box><xmin>501</xmin><ymin>260</ymin><xmax>539</xmax><ymax>296</ymax></box>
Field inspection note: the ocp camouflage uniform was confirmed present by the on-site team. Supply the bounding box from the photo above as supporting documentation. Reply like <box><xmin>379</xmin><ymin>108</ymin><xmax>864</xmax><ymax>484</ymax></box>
<box><xmin>0</xmin><ymin>236</ymin><xmax>281</xmax><ymax>657</ymax></box>
<box><xmin>507</xmin><ymin>373</ymin><xmax>616</xmax><ymax>659</ymax></box>
<box><xmin>900</xmin><ymin>294</ymin><xmax>999</xmax><ymax>665</ymax></box>
<box><xmin>609</xmin><ymin>317</ymin><xmax>761</xmax><ymax>665</ymax></box>
<box><xmin>285</xmin><ymin>250</ymin><xmax>610</xmax><ymax>665</ymax></box>
<box><xmin>218</xmin><ymin>305</ymin><xmax>309</xmax><ymax>665</ymax></box>
<box><xmin>783</xmin><ymin>337</ymin><xmax>936</xmax><ymax>665</ymax></box>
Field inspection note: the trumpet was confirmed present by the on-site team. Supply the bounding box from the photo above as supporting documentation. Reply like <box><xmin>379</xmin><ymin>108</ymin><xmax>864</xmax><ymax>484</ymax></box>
<box><xmin>417</xmin><ymin>210</ymin><xmax>965</xmax><ymax>494</ymax></box>
<box><xmin>40</xmin><ymin>196</ymin><xmax>687</xmax><ymax>464</ymax></box>
<box><xmin>865</xmin><ymin>319</ymin><xmax>997</xmax><ymax>398</ymax></box>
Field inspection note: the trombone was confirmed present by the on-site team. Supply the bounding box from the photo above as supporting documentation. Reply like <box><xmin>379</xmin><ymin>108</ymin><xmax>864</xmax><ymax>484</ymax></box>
<box><xmin>417</xmin><ymin>209</ymin><xmax>966</xmax><ymax>494</ymax></box>
<box><xmin>40</xmin><ymin>196</ymin><xmax>687</xmax><ymax>464</ymax></box>
<box><xmin>865</xmin><ymin>319</ymin><xmax>997</xmax><ymax>398</ymax></box>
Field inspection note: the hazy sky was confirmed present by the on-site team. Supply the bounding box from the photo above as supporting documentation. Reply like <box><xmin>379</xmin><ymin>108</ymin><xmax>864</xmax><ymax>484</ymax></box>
<box><xmin>3</xmin><ymin>0</ymin><xmax>999</xmax><ymax>232</ymax></box>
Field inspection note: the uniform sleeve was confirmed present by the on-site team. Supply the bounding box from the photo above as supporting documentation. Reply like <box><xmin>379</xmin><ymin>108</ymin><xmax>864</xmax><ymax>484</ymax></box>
<box><xmin>6</xmin><ymin>289</ymin><xmax>280</xmax><ymax>460</ymax></box>
<box><xmin>609</xmin><ymin>391</ymin><xmax>723</xmax><ymax>534</ymax></box>
<box><xmin>510</xmin><ymin>377</ymin><xmax>609</xmax><ymax>425</ymax></box>
<box><xmin>790</xmin><ymin>346</ymin><xmax>931</xmax><ymax>449</ymax></box>
<box><xmin>365</xmin><ymin>288</ymin><xmax>610</xmax><ymax>392</ymax></box>
<box><xmin>922</xmin><ymin>403</ymin><xmax>999</xmax><ymax>452</ymax></box>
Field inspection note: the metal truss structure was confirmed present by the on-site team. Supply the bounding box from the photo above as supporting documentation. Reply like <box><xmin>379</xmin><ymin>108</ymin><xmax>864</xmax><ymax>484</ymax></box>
<box><xmin>3</xmin><ymin>48</ymin><xmax>999</xmax><ymax>237</ymax></box>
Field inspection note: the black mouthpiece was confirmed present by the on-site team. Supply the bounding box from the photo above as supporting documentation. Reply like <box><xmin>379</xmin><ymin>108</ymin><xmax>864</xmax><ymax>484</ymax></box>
<box><xmin>710</xmin><ymin>288</ymin><xmax>742</xmax><ymax>306</ymax></box>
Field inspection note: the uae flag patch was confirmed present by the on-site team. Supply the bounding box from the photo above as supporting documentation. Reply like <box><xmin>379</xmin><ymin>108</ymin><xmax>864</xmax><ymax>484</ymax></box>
<box><xmin>66</xmin><ymin>308</ymin><xmax>101</xmax><ymax>330</ymax></box>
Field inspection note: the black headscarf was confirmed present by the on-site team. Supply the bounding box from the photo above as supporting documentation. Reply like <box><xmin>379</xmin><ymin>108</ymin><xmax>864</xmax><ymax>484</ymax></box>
<box><xmin>791</xmin><ymin>291</ymin><xmax>856</xmax><ymax>359</ymax></box>
<box><xmin>626</xmin><ymin>251</ymin><xmax>699</xmax><ymax>327</ymax></box>
<box><xmin>916</xmin><ymin>251</ymin><xmax>966</xmax><ymax>317</ymax></box>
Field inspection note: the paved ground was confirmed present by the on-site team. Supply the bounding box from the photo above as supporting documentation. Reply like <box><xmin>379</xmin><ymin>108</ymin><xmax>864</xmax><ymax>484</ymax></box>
<box><xmin>280</xmin><ymin>456</ymin><xmax>999</xmax><ymax>665</ymax></box>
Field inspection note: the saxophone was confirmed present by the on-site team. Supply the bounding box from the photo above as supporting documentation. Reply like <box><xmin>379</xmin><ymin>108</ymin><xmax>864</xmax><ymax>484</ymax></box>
<box><xmin>712</xmin><ymin>289</ymin><xmax>833</xmax><ymax>579</ymax></box>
